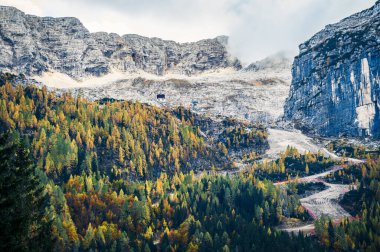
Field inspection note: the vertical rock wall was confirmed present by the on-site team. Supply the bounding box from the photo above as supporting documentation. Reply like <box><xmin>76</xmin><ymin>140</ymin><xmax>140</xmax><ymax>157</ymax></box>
<box><xmin>285</xmin><ymin>1</ymin><xmax>380</xmax><ymax>138</ymax></box>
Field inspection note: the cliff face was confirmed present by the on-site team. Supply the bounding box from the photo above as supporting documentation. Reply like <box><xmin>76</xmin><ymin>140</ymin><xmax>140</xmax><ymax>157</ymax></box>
<box><xmin>0</xmin><ymin>6</ymin><xmax>241</xmax><ymax>79</ymax></box>
<box><xmin>285</xmin><ymin>1</ymin><xmax>380</xmax><ymax>138</ymax></box>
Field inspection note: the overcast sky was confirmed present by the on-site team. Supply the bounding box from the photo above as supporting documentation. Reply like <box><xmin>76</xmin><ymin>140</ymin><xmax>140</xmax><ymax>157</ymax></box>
<box><xmin>0</xmin><ymin>0</ymin><xmax>376</xmax><ymax>63</ymax></box>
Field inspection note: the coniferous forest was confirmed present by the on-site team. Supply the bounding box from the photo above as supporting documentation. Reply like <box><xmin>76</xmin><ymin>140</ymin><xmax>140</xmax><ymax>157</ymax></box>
<box><xmin>1</xmin><ymin>1</ymin><xmax>380</xmax><ymax>251</ymax></box>
<box><xmin>0</xmin><ymin>78</ymin><xmax>380</xmax><ymax>252</ymax></box>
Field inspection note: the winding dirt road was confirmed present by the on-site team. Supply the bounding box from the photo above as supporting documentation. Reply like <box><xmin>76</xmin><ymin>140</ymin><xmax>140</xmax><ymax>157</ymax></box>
<box><xmin>266</xmin><ymin>129</ymin><xmax>365</xmax><ymax>233</ymax></box>
<box><xmin>277</xmin><ymin>160</ymin><xmax>363</xmax><ymax>234</ymax></box>
<box><xmin>197</xmin><ymin>128</ymin><xmax>364</xmax><ymax>234</ymax></box>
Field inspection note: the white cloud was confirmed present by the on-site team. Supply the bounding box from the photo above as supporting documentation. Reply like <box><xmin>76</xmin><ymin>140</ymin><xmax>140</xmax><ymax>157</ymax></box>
<box><xmin>0</xmin><ymin>0</ymin><xmax>376</xmax><ymax>63</ymax></box>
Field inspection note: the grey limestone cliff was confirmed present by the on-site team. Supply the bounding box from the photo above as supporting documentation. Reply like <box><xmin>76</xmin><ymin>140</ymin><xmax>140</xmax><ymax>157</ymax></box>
<box><xmin>0</xmin><ymin>6</ymin><xmax>241</xmax><ymax>79</ymax></box>
<box><xmin>285</xmin><ymin>1</ymin><xmax>380</xmax><ymax>138</ymax></box>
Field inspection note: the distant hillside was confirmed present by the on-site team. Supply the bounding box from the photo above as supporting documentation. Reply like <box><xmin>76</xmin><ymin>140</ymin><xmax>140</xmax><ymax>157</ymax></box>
<box><xmin>0</xmin><ymin>77</ymin><xmax>269</xmax><ymax>180</ymax></box>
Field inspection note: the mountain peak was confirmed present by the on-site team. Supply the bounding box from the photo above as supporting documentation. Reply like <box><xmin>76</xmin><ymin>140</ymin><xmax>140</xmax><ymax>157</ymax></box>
<box><xmin>298</xmin><ymin>1</ymin><xmax>379</xmax><ymax>55</ymax></box>
<box><xmin>0</xmin><ymin>6</ymin><xmax>241</xmax><ymax>79</ymax></box>
<box><xmin>244</xmin><ymin>53</ymin><xmax>292</xmax><ymax>72</ymax></box>
<box><xmin>0</xmin><ymin>5</ymin><xmax>25</xmax><ymax>20</ymax></box>
<box><xmin>0</xmin><ymin>5</ymin><xmax>24</xmax><ymax>13</ymax></box>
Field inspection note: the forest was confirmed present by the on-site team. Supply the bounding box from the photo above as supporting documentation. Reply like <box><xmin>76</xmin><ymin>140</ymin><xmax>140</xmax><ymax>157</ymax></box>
<box><xmin>314</xmin><ymin>158</ymin><xmax>380</xmax><ymax>251</ymax></box>
<box><xmin>248</xmin><ymin>146</ymin><xmax>336</xmax><ymax>182</ymax></box>
<box><xmin>0</xmin><ymin>79</ymin><xmax>379</xmax><ymax>251</ymax></box>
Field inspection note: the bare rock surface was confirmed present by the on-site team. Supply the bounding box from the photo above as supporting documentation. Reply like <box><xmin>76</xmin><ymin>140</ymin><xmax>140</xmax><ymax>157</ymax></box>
<box><xmin>0</xmin><ymin>6</ymin><xmax>241</xmax><ymax>78</ymax></box>
<box><xmin>0</xmin><ymin>5</ymin><xmax>293</xmax><ymax>125</ymax></box>
<box><xmin>285</xmin><ymin>1</ymin><xmax>380</xmax><ymax>138</ymax></box>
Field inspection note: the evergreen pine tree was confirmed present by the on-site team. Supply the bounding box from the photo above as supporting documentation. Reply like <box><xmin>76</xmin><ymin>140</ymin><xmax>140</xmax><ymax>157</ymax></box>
<box><xmin>0</xmin><ymin>133</ymin><xmax>52</xmax><ymax>251</ymax></box>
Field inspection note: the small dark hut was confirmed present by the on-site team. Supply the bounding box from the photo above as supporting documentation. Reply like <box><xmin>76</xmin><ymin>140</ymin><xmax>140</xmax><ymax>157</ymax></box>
<box><xmin>157</xmin><ymin>94</ymin><xmax>166</xmax><ymax>100</ymax></box>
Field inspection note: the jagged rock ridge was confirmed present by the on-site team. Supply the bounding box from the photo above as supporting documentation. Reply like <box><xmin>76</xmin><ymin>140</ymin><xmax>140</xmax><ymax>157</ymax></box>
<box><xmin>0</xmin><ymin>6</ymin><xmax>241</xmax><ymax>79</ymax></box>
<box><xmin>0</xmin><ymin>5</ymin><xmax>293</xmax><ymax>125</ymax></box>
<box><xmin>285</xmin><ymin>1</ymin><xmax>380</xmax><ymax>138</ymax></box>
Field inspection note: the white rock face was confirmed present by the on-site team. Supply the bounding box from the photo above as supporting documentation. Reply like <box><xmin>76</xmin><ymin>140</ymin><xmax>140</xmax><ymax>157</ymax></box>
<box><xmin>356</xmin><ymin>104</ymin><xmax>376</xmax><ymax>130</ymax></box>
<box><xmin>285</xmin><ymin>1</ymin><xmax>380</xmax><ymax>138</ymax></box>
<box><xmin>355</xmin><ymin>58</ymin><xmax>376</xmax><ymax>131</ymax></box>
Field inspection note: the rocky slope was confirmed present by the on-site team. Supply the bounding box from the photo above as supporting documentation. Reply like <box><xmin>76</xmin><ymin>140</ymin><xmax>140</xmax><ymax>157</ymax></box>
<box><xmin>44</xmin><ymin>65</ymin><xmax>291</xmax><ymax>125</ymax></box>
<box><xmin>0</xmin><ymin>6</ymin><xmax>241</xmax><ymax>78</ymax></box>
<box><xmin>285</xmin><ymin>1</ymin><xmax>380</xmax><ymax>138</ymax></box>
<box><xmin>0</xmin><ymin>5</ymin><xmax>292</xmax><ymax>125</ymax></box>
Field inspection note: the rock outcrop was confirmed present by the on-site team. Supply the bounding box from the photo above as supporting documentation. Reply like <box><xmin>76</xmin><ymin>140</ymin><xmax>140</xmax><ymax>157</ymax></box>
<box><xmin>244</xmin><ymin>53</ymin><xmax>292</xmax><ymax>73</ymax></box>
<box><xmin>285</xmin><ymin>1</ymin><xmax>380</xmax><ymax>138</ymax></box>
<box><xmin>0</xmin><ymin>6</ymin><xmax>241</xmax><ymax>79</ymax></box>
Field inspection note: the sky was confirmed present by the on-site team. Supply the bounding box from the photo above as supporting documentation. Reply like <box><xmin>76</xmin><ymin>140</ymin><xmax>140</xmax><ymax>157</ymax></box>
<box><xmin>0</xmin><ymin>0</ymin><xmax>376</xmax><ymax>63</ymax></box>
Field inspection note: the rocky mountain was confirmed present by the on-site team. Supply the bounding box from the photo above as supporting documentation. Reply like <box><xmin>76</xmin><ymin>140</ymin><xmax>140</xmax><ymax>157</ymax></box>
<box><xmin>0</xmin><ymin>5</ymin><xmax>292</xmax><ymax>125</ymax></box>
<box><xmin>285</xmin><ymin>1</ymin><xmax>380</xmax><ymax>138</ymax></box>
<box><xmin>0</xmin><ymin>6</ymin><xmax>241</xmax><ymax>79</ymax></box>
<box><xmin>244</xmin><ymin>53</ymin><xmax>293</xmax><ymax>72</ymax></box>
